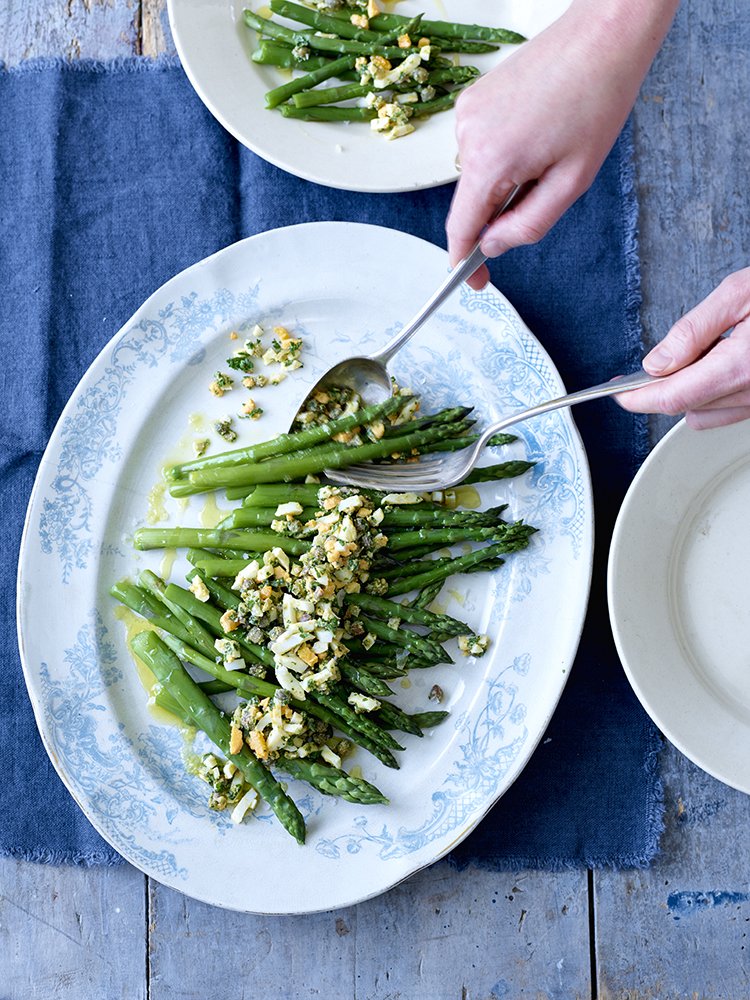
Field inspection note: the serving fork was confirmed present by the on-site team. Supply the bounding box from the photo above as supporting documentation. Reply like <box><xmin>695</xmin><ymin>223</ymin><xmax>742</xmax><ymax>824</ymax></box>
<box><xmin>324</xmin><ymin>369</ymin><xmax>661</xmax><ymax>491</ymax></box>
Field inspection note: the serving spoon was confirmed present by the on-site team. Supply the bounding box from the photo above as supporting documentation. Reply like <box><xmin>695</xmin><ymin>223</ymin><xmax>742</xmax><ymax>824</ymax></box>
<box><xmin>286</xmin><ymin>185</ymin><xmax>522</xmax><ymax>431</ymax></box>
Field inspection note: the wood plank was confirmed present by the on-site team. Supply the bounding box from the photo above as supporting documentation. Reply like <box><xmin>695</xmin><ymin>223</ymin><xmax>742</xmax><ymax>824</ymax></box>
<box><xmin>0</xmin><ymin>0</ymin><xmax>137</xmax><ymax>66</ymax></box>
<box><xmin>631</xmin><ymin>0</ymin><xmax>750</xmax><ymax>442</ymax></box>
<box><xmin>595</xmin><ymin>743</ymin><xmax>750</xmax><ymax>997</ymax></box>
<box><xmin>595</xmin><ymin>6</ymin><xmax>750</xmax><ymax>994</ymax></box>
<box><xmin>0</xmin><ymin>858</ymin><xmax>147</xmax><ymax>1000</ymax></box>
<box><xmin>142</xmin><ymin>0</ymin><xmax>175</xmax><ymax>59</ymax></box>
<box><xmin>149</xmin><ymin>864</ymin><xmax>591</xmax><ymax>999</ymax></box>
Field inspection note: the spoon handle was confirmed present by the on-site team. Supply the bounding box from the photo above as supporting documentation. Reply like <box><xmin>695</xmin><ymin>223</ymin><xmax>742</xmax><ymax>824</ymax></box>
<box><xmin>370</xmin><ymin>184</ymin><xmax>522</xmax><ymax>368</ymax></box>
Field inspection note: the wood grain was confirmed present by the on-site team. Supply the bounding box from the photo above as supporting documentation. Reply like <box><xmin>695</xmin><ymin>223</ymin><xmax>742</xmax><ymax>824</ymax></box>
<box><xmin>0</xmin><ymin>0</ymin><xmax>137</xmax><ymax>65</ymax></box>
<box><xmin>142</xmin><ymin>0</ymin><xmax>175</xmax><ymax>59</ymax></box>
<box><xmin>0</xmin><ymin>859</ymin><xmax>147</xmax><ymax>1000</ymax></box>
<box><xmin>632</xmin><ymin>0</ymin><xmax>750</xmax><ymax>441</ymax></box>
<box><xmin>4</xmin><ymin>0</ymin><xmax>750</xmax><ymax>997</ymax></box>
<box><xmin>595</xmin><ymin>747</ymin><xmax>750</xmax><ymax>998</ymax></box>
<box><xmin>148</xmin><ymin>864</ymin><xmax>591</xmax><ymax>999</ymax></box>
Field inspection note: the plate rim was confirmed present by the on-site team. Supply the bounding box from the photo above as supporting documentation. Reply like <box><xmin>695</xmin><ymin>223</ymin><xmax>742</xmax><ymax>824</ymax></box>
<box><xmin>17</xmin><ymin>220</ymin><xmax>594</xmax><ymax>912</ymax></box>
<box><xmin>608</xmin><ymin>416</ymin><xmax>750</xmax><ymax>793</ymax></box>
<box><xmin>165</xmin><ymin>0</ymin><xmax>573</xmax><ymax>194</ymax></box>
<box><xmin>166</xmin><ymin>0</ymin><xmax>454</xmax><ymax>194</ymax></box>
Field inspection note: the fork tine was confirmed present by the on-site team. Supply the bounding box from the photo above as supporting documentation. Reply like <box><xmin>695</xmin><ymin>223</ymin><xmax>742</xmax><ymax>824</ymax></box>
<box><xmin>335</xmin><ymin>461</ymin><xmax>444</xmax><ymax>479</ymax></box>
<box><xmin>325</xmin><ymin>455</ymin><xmax>461</xmax><ymax>491</ymax></box>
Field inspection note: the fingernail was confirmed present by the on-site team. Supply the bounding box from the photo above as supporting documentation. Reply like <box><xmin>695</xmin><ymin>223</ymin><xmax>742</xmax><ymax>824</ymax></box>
<box><xmin>643</xmin><ymin>345</ymin><xmax>674</xmax><ymax>374</ymax></box>
<box><xmin>481</xmin><ymin>239</ymin><xmax>503</xmax><ymax>258</ymax></box>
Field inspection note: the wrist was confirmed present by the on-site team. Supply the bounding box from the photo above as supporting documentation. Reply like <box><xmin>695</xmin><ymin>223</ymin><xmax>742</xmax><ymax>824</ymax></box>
<box><xmin>563</xmin><ymin>0</ymin><xmax>680</xmax><ymax>67</ymax></box>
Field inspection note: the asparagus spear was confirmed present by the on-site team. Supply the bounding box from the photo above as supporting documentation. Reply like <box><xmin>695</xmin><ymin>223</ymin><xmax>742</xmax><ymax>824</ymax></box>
<box><xmin>198</xmin><ymin>680</ymin><xmax>234</xmax><ymax>696</ymax></box>
<box><xmin>188</xmin><ymin>556</ymin><xmax>251</xmax><ymax>578</ymax></box>
<box><xmin>386</xmin><ymin>525</ymin><xmax>511</xmax><ymax>552</ymax></box>
<box><xmin>410</xmin><ymin>711</ymin><xmax>450</xmax><ymax>729</ymax></box>
<box><xmin>376</xmin><ymin>701</ymin><xmax>424</xmax><ymax>737</ymax></box>
<box><xmin>138</xmin><ymin>571</ymin><xmax>218</xmax><ymax>660</ymax></box>
<box><xmin>167</xmin><ymin>394</ymin><xmax>404</xmax><ymax>480</ymax></box>
<box><xmin>268</xmin><ymin>0</ymin><xmax>384</xmax><ymax>41</ymax></box>
<box><xmin>412</xmin><ymin>579</ymin><xmax>445</xmax><ymax>610</ymax></box>
<box><xmin>133</xmin><ymin>527</ymin><xmax>309</xmax><ymax>556</ymax></box>
<box><xmin>385</xmin><ymin>526</ymin><xmax>535</xmax><ymax>597</ymax></box>
<box><xmin>291</xmin><ymin>66</ymin><xmax>480</xmax><ymax>110</ymax></box>
<box><xmin>229</xmin><ymin>506</ymin><xmax>316</xmax><ymax>529</ymax></box>
<box><xmin>357</xmin><ymin>615</ymin><xmax>450</xmax><ymax>664</ymax></box>
<box><xmin>381</xmin><ymin>405</ymin><xmax>472</xmax><ymax>438</ymax></box>
<box><xmin>346</xmin><ymin>591</ymin><xmax>468</xmax><ymax>636</ymax></box>
<box><xmin>242</xmin><ymin>483</ymin><xmax>326</xmax><ymax>507</ymax></box>
<box><xmin>368</xmin><ymin>12</ymin><xmax>526</xmax><ymax>45</ymax></box>
<box><xmin>280</xmin><ymin>92</ymin><xmax>459</xmax><ymax>122</ymax></box>
<box><xmin>462</xmin><ymin>460</ymin><xmax>535</xmax><ymax>485</ymax></box>
<box><xmin>252</xmin><ymin>41</ymin><xmax>332</xmax><ymax>70</ymax></box>
<box><xmin>244</xmin><ymin>9</ymin><xmax>429</xmax><ymax>58</ymax></box>
<box><xmin>265</xmin><ymin>54</ymin><xmax>356</xmax><ymax>109</ymax></box>
<box><xmin>351</xmin><ymin>660</ymin><xmax>404</xmax><ymax>678</ymax></box>
<box><xmin>373</xmin><ymin>553</ymin><xmax>507</xmax><ymax>582</ymax></box>
<box><xmin>312</xmin><ymin>690</ymin><xmax>404</xmax><ymax>753</ymax></box>
<box><xmin>340</xmin><ymin>663</ymin><xmax>394</xmax><ymax>698</ymax></box>
<box><xmin>278</xmin><ymin>757</ymin><xmax>388</xmax><ymax>805</ymax></box>
<box><xmin>422</xmin><ymin>37</ymin><xmax>498</xmax><ymax>54</ymax></box>
<box><xmin>183</xmin><ymin>422</ymin><xmax>477</xmax><ymax>492</ymax></box>
<box><xmin>228</xmin><ymin>504</ymin><xmax>505</xmax><ymax>530</ymax></box>
<box><xmin>279</xmin><ymin>105</ymin><xmax>377</xmax><ymax>123</ymax></box>
<box><xmin>130</xmin><ymin>631</ymin><xmax>306</xmax><ymax>844</ymax></box>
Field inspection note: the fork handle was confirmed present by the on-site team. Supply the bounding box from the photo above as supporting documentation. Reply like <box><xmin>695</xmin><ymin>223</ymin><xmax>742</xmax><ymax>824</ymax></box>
<box><xmin>371</xmin><ymin>185</ymin><xmax>522</xmax><ymax>368</ymax></box>
<box><xmin>476</xmin><ymin>370</ymin><xmax>662</xmax><ymax>447</ymax></box>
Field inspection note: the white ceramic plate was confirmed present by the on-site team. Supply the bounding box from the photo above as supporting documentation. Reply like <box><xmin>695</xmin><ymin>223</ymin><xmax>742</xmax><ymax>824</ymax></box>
<box><xmin>167</xmin><ymin>0</ymin><xmax>572</xmax><ymax>193</ymax></box>
<box><xmin>609</xmin><ymin>419</ymin><xmax>750</xmax><ymax>792</ymax></box>
<box><xmin>18</xmin><ymin>222</ymin><xmax>592</xmax><ymax>913</ymax></box>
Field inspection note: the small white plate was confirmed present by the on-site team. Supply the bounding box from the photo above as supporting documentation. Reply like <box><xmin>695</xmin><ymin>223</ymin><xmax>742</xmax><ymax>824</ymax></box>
<box><xmin>18</xmin><ymin>221</ymin><xmax>592</xmax><ymax>913</ymax></box>
<box><xmin>609</xmin><ymin>419</ymin><xmax>750</xmax><ymax>792</ymax></box>
<box><xmin>167</xmin><ymin>0</ymin><xmax>571</xmax><ymax>193</ymax></box>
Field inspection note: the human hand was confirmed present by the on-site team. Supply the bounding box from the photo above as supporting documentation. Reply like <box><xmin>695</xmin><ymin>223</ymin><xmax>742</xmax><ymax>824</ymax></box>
<box><xmin>447</xmin><ymin>0</ymin><xmax>679</xmax><ymax>289</ymax></box>
<box><xmin>617</xmin><ymin>269</ymin><xmax>750</xmax><ymax>428</ymax></box>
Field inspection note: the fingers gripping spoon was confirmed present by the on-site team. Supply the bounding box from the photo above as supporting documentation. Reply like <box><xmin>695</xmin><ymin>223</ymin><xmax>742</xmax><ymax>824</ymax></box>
<box><xmin>286</xmin><ymin>185</ymin><xmax>522</xmax><ymax>431</ymax></box>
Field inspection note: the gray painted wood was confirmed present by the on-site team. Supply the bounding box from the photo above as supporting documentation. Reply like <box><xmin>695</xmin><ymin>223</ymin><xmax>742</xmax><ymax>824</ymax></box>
<box><xmin>595</xmin><ymin>746</ymin><xmax>750</xmax><ymax>998</ymax></box>
<box><xmin>4</xmin><ymin>0</ymin><xmax>750</xmax><ymax>997</ymax></box>
<box><xmin>0</xmin><ymin>858</ymin><xmax>147</xmax><ymax>1000</ymax></box>
<box><xmin>148</xmin><ymin>864</ymin><xmax>590</xmax><ymax>999</ymax></box>
<box><xmin>0</xmin><ymin>0</ymin><xmax>137</xmax><ymax>66</ymax></box>
<box><xmin>632</xmin><ymin>0</ymin><xmax>750</xmax><ymax>442</ymax></box>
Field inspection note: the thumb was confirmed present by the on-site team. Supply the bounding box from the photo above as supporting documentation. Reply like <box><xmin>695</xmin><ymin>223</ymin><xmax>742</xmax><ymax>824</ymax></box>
<box><xmin>644</xmin><ymin>272</ymin><xmax>750</xmax><ymax>375</ymax></box>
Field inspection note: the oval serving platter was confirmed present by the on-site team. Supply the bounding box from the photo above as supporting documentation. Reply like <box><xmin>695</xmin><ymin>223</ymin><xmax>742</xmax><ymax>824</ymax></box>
<box><xmin>18</xmin><ymin>221</ymin><xmax>592</xmax><ymax>913</ymax></box>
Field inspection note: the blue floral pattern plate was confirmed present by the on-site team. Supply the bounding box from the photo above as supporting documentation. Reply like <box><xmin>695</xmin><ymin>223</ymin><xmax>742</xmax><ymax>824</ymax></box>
<box><xmin>17</xmin><ymin>222</ymin><xmax>593</xmax><ymax>913</ymax></box>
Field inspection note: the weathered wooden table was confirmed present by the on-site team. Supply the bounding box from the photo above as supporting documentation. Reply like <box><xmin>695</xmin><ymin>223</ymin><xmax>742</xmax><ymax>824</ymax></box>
<box><xmin>3</xmin><ymin>3</ymin><xmax>749</xmax><ymax>997</ymax></box>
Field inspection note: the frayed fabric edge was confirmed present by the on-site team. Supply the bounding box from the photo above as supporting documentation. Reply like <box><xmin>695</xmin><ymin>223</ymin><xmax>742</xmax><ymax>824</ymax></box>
<box><xmin>0</xmin><ymin>55</ymin><xmax>182</xmax><ymax>74</ymax></box>
<box><xmin>617</xmin><ymin>117</ymin><xmax>652</xmax><ymax>474</ymax></box>
<box><xmin>445</xmin><ymin>728</ymin><xmax>666</xmax><ymax>873</ymax></box>
<box><xmin>0</xmin><ymin>844</ymin><xmax>124</xmax><ymax>867</ymax></box>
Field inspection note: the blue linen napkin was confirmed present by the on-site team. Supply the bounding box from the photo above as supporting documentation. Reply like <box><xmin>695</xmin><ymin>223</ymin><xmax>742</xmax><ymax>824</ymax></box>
<box><xmin>1</xmin><ymin>58</ymin><xmax>662</xmax><ymax>869</ymax></box>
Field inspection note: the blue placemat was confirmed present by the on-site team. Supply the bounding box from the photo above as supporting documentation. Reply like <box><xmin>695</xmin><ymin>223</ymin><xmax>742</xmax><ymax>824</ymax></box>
<box><xmin>1</xmin><ymin>58</ymin><xmax>662</xmax><ymax>869</ymax></box>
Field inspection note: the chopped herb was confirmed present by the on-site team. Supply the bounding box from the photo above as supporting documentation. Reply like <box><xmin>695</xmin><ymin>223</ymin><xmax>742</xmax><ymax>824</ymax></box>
<box><xmin>214</xmin><ymin>418</ymin><xmax>237</xmax><ymax>443</ymax></box>
<box><xmin>227</xmin><ymin>354</ymin><xmax>255</xmax><ymax>373</ymax></box>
